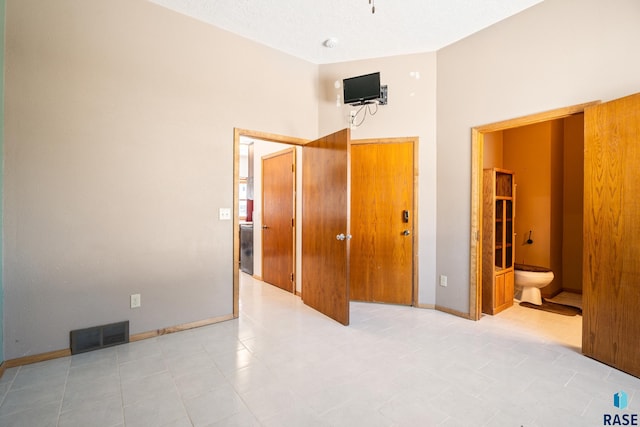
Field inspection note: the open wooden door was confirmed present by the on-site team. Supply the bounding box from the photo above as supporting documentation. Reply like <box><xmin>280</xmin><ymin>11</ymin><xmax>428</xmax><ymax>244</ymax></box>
<box><xmin>583</xmin><ymin>92</ymin><xmax>640</xmax><ymax>377</ymax></box>
<box><xmin>302</xmin><ymin>129</ymin><xmax>351</xmax><ymax>325</ymax></box>
<box><xmin>262</xmin><ymin>148</ymin><xmax>296</xmax><ymax>293</ymax></box>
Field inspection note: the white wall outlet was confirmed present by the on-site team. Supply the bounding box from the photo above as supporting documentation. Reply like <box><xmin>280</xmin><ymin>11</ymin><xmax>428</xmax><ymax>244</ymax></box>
<box><xmin>439</xmin><ymin>275</ymin><xmax>448</xmax><ymax>287</ymax></box>
<box><xmin>130</xmin><ymin>293</ymin><xmax>141</xmax><ymax>308</ymax></box>
<box><xmin>219</xmin><ymin>208</ymin><xmax>231</xmax><ymax>220</ymax></box>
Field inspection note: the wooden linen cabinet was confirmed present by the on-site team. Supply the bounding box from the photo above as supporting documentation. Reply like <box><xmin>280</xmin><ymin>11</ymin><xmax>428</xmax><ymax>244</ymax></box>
<box><xmin>482</xmin><ymin>168</ymin><xmax>515</xmax><ymax>315</ymax></box>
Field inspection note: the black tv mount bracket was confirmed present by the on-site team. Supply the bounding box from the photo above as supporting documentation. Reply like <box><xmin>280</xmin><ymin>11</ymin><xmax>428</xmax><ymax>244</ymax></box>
<box><xmin>378</xmin><ymin>85</ymin><xmax>388</xmax><ymax>105</ymax></box>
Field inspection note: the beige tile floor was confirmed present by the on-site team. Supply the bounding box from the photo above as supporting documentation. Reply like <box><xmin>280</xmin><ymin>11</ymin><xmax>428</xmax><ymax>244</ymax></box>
<box><xmin>0</xmin><ymin>273</ymin><xmax>637</xmax><ymax>426</ymax></box>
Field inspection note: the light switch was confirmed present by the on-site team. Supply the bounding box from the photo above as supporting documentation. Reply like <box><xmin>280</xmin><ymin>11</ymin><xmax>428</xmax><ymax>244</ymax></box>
<box><xmin>219</xmin><ymin>208</ymin><xmax>231</xmax><ymax>220</ymax></box>
<box><xmin>130</xmin><ymin>294</ymin><xmax>141</xmax><ymax>308</ymax></box>
<box><xmin>439</xmin><ymin>275</ymin><xmax>448</xmax><ymax>287</ymax></box>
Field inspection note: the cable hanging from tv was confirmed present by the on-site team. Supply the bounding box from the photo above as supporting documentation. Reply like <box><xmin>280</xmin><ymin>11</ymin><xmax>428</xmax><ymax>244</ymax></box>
<box><xmin>350</xmin><ymin>102</ymin><xmax>379</xmax><ymax>128</ymax></box>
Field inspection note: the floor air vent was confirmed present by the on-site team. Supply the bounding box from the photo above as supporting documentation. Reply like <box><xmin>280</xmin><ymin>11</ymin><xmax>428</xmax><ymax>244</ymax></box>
<box><xmin>70</xmin><ymin>321</ymin><xmax>129</xmax><ymax>355</ymax></box>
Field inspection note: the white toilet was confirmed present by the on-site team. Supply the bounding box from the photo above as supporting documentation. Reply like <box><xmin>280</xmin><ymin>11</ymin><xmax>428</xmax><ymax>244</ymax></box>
<box><xmin>514</xmin><ymin>263</ymin><xmax>554</xmax><ymax>305</ymax></box>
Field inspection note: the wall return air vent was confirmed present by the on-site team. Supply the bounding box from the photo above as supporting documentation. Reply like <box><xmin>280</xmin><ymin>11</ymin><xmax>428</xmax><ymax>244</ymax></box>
<box><xmin>70</xmin><ymin>320</ymin><xmax>130</xmax><ymax>355</ymax></box>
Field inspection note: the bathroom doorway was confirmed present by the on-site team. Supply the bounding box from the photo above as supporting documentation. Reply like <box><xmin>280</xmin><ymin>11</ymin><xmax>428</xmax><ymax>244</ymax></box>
<box><xmin>469</xmin><ymin>102</ymin><xmax>597</xmax><ymax>326</ymax></box>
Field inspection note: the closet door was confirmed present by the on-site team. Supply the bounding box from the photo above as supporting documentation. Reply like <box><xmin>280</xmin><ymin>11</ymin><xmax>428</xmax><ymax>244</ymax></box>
<box><xmin>583</xmin><ymin>92</ymin><xmax>640</xmax><ymax>377</ymax></box>
<box><xmin>262</xmin><ymin>149</ymin><xmax>295</xmax><ymax>293</ymax></box>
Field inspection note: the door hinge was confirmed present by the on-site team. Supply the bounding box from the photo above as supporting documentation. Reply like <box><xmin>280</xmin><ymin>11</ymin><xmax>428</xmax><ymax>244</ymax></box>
<box><xmin>292</xmin><ymin>164</ymin><xmax>295</xmax><ymax>173</ymax></box>
<box><xmin>290</xmin><ymin>273</ymin><xmax>295</xmax><ymax>282</ymax></box>
<box><xmin>292</xmin><ymin>218</ymin><xmax>295</xmax><ymax>227</ymax></box>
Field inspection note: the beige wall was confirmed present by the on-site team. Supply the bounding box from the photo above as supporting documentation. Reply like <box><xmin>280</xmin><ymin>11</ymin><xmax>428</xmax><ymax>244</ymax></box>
<box><xmin>3</xmin><ymin>0</ymin><xmax>318</xmax><ymax>359</ymax></box>
<box><xmin>436</xmin><ymin>0</ymin><xmax>640</xmax><ymax>313</ymax></box>
<box><xmin>318</xmin><ymin>53</ymin><xmax>438</xmax><ymax>306</ymax></box>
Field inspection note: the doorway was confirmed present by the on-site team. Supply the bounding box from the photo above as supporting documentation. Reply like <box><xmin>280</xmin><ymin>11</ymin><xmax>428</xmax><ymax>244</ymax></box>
<box><xmin>233</xmin><ymin>129</ymin><xmax>308</xmax><ymax>318</ymax></box>
<box><xmin>472</xmin><ymin>94</ymin><xmax>640</xmax><ymax>378</ymax></box>
<box><xmin>469</xmin><ymin>101</ymin><xmax>598</xmax><ymax>322</ymax></box>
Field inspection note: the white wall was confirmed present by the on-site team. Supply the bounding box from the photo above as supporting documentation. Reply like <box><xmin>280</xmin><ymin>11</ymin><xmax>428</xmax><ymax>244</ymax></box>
<box><xmin>318</xmin><ymin>53</ymin><xmax>438</xmax><ymax>306</ymax></box>
<box><xmin>3</xmin><ymin>0</ymin><xmax>317</xmax><ymax>359</ymax></box>
<box><xmin>436</xmin><ymin>0</ymin><xmax>640</xmax><ymax>313</ymax></box>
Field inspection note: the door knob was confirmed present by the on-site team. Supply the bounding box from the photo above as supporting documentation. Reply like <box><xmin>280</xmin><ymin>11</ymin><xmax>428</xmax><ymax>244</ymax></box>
<box><xmin>403</xmin><ymin>230</ymin><xmax>411</xmax><ymax>236</ymax></box>
<box><xmin>336</xmin><ymin>233</ymin><xmax>346</xmax><ymax>241</ymax></box>
<box><xmin>262</xmin><ymin>225</ymin><xmax>269</xmax><ymax>229</ymax></box>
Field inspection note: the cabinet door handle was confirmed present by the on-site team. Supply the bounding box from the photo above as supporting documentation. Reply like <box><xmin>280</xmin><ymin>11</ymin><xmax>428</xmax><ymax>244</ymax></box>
<box><xmin>403</xmin><ymin>230</ymin><xmax>411</xmax><ymax>236</ymax></box>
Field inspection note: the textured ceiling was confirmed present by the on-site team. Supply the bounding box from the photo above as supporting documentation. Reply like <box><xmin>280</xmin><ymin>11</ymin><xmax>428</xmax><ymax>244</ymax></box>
<box><xmin>150</xmin><ymin>0</ymin><xmax>543</xmax><ymax>64</ymax></box>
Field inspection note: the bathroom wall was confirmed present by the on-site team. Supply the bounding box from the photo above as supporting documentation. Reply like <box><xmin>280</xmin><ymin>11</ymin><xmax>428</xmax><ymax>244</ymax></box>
<box><xmin>549</xmin><ymin>120</ymin><xmax>565</xmax><ymax>297</ymax></box>
<box><xmin>562</xmin><ymin>114</ymin><xmax>584</xmax><ymax>293</ymax></box>
<box><xmin>503</xmin><ymin>120</ymin><xmax>564</xmax><ymax>296</ymax></box>
<box><xmin>504</xmin><ymin>122</ymin><xmax>552</xmax><ymax>267</ymax></box>
<box><xmin>483</xmin><ymin>131</ymin><xmax>503</xmax><ymax>169</ymax></box>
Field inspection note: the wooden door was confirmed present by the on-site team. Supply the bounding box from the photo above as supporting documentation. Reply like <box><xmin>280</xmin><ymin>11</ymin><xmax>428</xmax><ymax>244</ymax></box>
<box><xmin>262</xmin><ymin>149</ymin><xmax>295</xmax><ymax>293</ymax></box>
<box><xmin>583</xmin><ymin>93</ymin><xmax>640</xmax><ymax>377</ymax></box>
<box><xmin>350</xmin><ymin>141</ymin><xmax>414</xmax><ymax>304</ymax></box>
<box><xmin>302</xmin><ymin>129</ymin><xmax>351</xmax><ymax>325</ymax></box>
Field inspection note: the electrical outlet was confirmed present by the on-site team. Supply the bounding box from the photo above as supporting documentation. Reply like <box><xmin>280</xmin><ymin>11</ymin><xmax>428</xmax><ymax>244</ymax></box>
<box><xmin>130</xmin><ymin>294</ymin><xmax>141</xmax><ymax>308</ymax></box>
<box><xmin>349</xmin><ymin>110</ymin><xmax>357</xmax><ymax>129</ymax></box>
<box><xmin>219</xmin><ymin>208</ymin><xmax>231</xmax><ymax>220</ymax></box>
<box><xmin>439</xmin><ymin>275</ymin><xmax>448</xmax><ymax>287</ymax></box>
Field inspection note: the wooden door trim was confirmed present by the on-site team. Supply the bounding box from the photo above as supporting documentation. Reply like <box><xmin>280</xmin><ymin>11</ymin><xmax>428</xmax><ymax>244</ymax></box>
<box><xmin>469</xmin><ymin>101</ymin><xmax>599</xmax><ymax>321</ymax></box>
<box><xmin>261</xmin><ymin>147</ymin><xmax>296</xmax><ymax>293</ymax></box>
<box><xmin>351</xmin><ymin>136</ymin><xmax>420</xmax><ymax>306</ymax></box>
<box><xmin>351</xmin><ymin>136</ymin><xmax>419</xmax><ymax>145</ymax></box>
<box><xmin>233</xmin><ymin>129</ymin><xmax>309</xmax><ymax>318</ymax></box>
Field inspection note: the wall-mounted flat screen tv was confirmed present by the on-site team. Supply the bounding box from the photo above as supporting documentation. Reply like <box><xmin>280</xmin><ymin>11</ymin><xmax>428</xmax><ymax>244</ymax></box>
<box><xmin>343</xmin><ymin>72</ymin><xmax>380</xmax><ymax>105</ymax></box>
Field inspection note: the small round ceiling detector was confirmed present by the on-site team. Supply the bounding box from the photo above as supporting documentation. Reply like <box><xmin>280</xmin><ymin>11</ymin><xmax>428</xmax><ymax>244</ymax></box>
<box><xmin>323</xmin><ymin>38</ymin><xmax>339</xmax><ymax>48</ymax></box>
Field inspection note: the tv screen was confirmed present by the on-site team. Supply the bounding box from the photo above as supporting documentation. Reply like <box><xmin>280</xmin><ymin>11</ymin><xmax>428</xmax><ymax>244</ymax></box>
<box><xmin>343</xmin><ymin>72</ymin><xmax>380</xmax><ymax>105</ymax></box>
